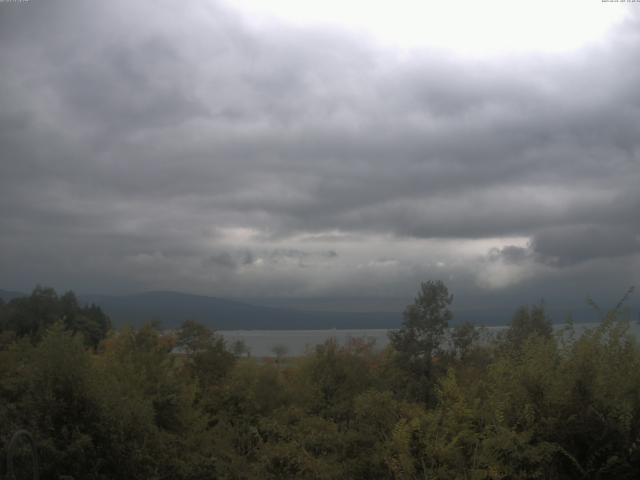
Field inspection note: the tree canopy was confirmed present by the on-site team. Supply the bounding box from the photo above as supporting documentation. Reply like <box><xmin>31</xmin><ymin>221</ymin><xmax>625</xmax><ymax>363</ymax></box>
<box><xmin>389</xmin><ymin>280</ymin><xmax>454</xmax><ymax>403</ymax></box>
<box><xmin>1</xmin><ymin>284</ymin><xmax>640</xmax><ymax>479</ymax></box>
<box><xmin>0</xmin><ymin>286</ymin><xmax>110</xmax><ymax>348</ymax></box>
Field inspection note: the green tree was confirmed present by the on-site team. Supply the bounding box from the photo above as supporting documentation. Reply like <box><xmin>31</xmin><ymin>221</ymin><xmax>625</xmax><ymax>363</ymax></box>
<box><xmin>389</xmin><ymin>280</ymin><xmax>453</xmax><ymax>403</ymax></box>
<box><xmin>0</xmin><ymin>287</ymin><xmax>110</xmax><ymax>348</ymax></box>
<box><xmin>450</xmin><ymin>321</ymin><xmax>480</xmax><ymax>360</ymax></box>
<box><xmin>271</xmin><ymin>344</ymin><xmax>288</xmax><ymax>365</ymax></box>
<box><xmin>98</xmin><ymin>322</ymin><xmax>213</xmax><ymax>479</ymax></box>
<box><xmin>59</xmin><ymin>291</ymin><xmax>111</xmax><ymax>349</ymax></box>
<box><xmin>291</xmin><ymin>338</ymin><xmax>377</xmax><ymax>422</ymax></box>
<box><xmin>232</xmin><ymin>339</ymin><xmax>251</xmax><ymax>357</ymax></box>
<box><xmin>176</xmin><ymin>320</ymin><xmax>235</xmax><ymax>392</ymax></box>
<box><xmin>388</xmin><ymin>371</ymin><xmax>483</xmax><ymax>480</ymax></box>
<box><xmin>4</xmin><ymin>286</ymin><xmax>61</xmax><ymax>340</ymax></box>
<box><xmin>503</xmin><ymin>303</ymin><xmax>552</xmax><ymax>352</ymax></box>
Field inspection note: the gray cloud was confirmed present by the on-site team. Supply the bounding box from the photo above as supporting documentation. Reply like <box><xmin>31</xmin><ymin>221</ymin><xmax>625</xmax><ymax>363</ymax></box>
<box><xmin>0</xmin><ymin>1</ymin><xmax>639</xmax><ymax>306</ymax></box>
<box><xmin>488</xmin><ymin>245</ymin><xmax>530</xmax><ymax>265</ymax></box>
<box><xmin>531</xmin><ymin>225</ymin><xmax>640</xmax><ymax>267</ymax></box>
<box><xmin>205</xmin><ymin>252</ymin><xmax>237</xmax><ymax>269</ymax></box>
<box><xmin>488</xmin><ymin>225</ymin><xmax>640</xmax><ymax>268</ymax></box>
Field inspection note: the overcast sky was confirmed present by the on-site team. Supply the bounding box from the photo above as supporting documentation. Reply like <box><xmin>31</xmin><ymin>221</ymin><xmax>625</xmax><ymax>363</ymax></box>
<box><xmin>1</xmin><ymin>0</ymin><xmax>639</xmax><ymax>311</ymax></box>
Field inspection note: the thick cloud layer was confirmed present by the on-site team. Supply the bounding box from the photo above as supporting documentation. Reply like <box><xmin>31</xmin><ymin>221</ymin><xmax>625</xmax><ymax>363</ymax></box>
<box><xmin>0</xmin><ymin>1</ymin><xmax>638</xmax><ymax>311</ymax></box>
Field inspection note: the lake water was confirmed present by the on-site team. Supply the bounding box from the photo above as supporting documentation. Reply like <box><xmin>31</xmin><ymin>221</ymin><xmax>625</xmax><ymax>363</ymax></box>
<box><xmin>220</xmin><ymin>329</ymin><xmax>391</xmax><ymax>357</ymax></box>
<box><xmin>220</xmin><ymin>321</ymin><xmax>640</xmax><ymax>357</ymax></box>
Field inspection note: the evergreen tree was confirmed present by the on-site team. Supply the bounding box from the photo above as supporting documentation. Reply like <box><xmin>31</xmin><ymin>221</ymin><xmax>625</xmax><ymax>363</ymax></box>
<box><xmin>389</xmin><ymin>280</ymin><xmax>453</xmax><ymax>403</ymax></box>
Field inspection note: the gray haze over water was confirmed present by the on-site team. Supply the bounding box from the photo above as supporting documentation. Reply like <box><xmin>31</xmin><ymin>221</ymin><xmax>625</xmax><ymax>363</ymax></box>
<box><xmin>221</xmin><ymin>321</ymin><xmax>640</xmax><ymax>357</ymax></box>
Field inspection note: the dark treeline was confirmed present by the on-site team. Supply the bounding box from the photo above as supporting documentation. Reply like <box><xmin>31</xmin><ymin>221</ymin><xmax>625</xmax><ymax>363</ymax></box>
<box><xmin>1</xmin><ymin>282</ymin><xmax>639</xmax><ymax>479</ymax></box>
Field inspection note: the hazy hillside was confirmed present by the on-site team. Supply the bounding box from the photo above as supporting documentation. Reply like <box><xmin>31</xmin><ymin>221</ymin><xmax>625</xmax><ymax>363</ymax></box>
<box><xmin>0</xmin><ymin>289</ymin><xmax>24</xmax><ymax>302</ymax></box>
<box><xmin>3</xmin><ymin>288</ymin><xmax>637</xmax><ymax>329</ymax></box>
<box><xmin>78</xmin><ymin>291</ymin><xmax>403</xmax><ymax>330</ymax></box>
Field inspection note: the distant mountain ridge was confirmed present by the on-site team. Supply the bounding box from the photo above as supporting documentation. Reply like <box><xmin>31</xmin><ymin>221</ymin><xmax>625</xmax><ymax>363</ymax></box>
<box><xmin>2</xmin><ymin>288</ymin><xmax>637</xmax><ymax>329</ymax></box>
<box><xmin>0</xmin><ymin>289</ymin><xmax>24</xmax><ymax>302</ymax></box>
<box><xmin>2</xmin><ymin>288</ymin><xmax>404</xmax><ymax>329</ymax></box>
<box><xmin>78</xmin><ymin>291</ymin><xmax>403</xmax><ymax>330</ymax></box>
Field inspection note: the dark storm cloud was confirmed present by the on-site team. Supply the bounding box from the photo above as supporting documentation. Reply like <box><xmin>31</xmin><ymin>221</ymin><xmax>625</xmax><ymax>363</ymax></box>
<box><xmin>0</xmin><ymin>0</ymin><xmax>639</xmax><ymax>299</ymax></box>
<box><xmin>531</xmin><ymin>225</ymin><xmax>640</xmax><ymax>267</ymax></box>
<box><xmin>489</xmin><ymin>224</ymin><xmax>640</xmax><ymax>268</ymax></box>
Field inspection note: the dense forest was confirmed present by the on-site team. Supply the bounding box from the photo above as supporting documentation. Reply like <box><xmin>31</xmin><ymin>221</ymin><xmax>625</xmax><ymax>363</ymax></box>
<box><xmin>1</xmin><ymin>283</ymin><xmax>639</xmax><ymax>479</ymax></box>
